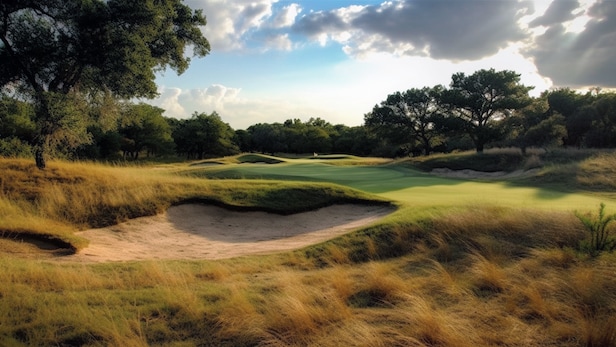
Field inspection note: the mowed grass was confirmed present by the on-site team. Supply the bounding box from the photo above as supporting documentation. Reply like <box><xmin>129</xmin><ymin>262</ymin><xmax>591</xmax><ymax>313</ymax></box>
<box><xmin>185</xmin><ymin>154</ymin><xmax>614</xmax><ymax>212</ymax></box>
<box><xmin>1</xmin><ymin>150</ymin><xmax>616</xmax><ymax>346</ymax></box>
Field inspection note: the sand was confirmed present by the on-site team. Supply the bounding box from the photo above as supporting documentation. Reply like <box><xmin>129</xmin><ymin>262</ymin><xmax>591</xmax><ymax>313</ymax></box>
<box><xmin>55</xmin><ymin>203</ymin><xmax>394</xmax><ymax>262</ymax></box>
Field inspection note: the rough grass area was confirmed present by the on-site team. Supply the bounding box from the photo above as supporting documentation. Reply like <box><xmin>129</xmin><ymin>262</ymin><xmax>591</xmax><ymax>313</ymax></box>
<box><xmin>405</xmin><ymin>148</ymin><xmax>531</xmax><ymax>172</ymax></box>
<box><xmin>402</xmin><ymin>148</ymin><xmax>616</xmax><ymax>193</ymax></box>
<box><xmin>1</xmin><ymin>151</ymin><xmax>616</xmax><ymax>346</ymax></box>
<box><xmin>1</xmin><ymin>206</ymin><xmax>615</xmax><ymax>346</ymax></box>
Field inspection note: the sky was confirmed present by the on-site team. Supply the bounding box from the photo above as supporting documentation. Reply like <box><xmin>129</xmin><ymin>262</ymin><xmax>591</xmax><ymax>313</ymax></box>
<box><xmin>144</xmin><ymin>0</ymin><xmax>616</xmax><ymax>130</ymax></box>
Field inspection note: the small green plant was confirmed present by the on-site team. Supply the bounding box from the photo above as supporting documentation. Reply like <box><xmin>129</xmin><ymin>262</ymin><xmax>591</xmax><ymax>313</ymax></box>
<box><xmin>575</xmin><ymin>203</ymin><xmax>616</xmax><ymax>256</ymax></box>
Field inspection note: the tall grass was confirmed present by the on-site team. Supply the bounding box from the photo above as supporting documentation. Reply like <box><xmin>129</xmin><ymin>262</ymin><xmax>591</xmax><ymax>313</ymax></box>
<box><xmin>1</xmin><ymin>154</ymin><xmax>616</xmax><ymax>346</ymax></box>
<box><xmin>1</xmin><ymin>206</ymin><xmax>615</xmax><ymax>346</ymax></box>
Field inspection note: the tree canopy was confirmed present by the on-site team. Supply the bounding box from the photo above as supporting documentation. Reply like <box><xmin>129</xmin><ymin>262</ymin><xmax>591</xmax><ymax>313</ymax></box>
<box><xmin>172</xmin><ymin>112</ymin><xmax>238</xmax><ymax>159</ymax></box>
<box><xmin>443</xmin><ymin>69</ymin><xmax>533</xmax><ymax>153</ymax></box>
<box><xmin>0</xmin><ymin>0</ymin><xmax>210</xmax><ymax>168</ymax></box>
<box><xmin>365</xmin><ymin>86</ymin><xmax>445</xmax><ymax>156</ymax></box>
<box><xmin>2</xmin><ymin>63</ymin><xmax>616</xmax><ymax>161</ymax></box>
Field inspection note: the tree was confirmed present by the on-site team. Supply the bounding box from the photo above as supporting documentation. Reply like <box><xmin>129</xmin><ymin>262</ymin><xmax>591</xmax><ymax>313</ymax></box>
<box><xmin>503</xmin><ymin>96</ymin><xmax>566</xmax><ymax>153</ymax></box>
<box><xmin>0</xmin><ymin>0</ymin><xmax>210</xmax><ymax>168</ymax></box>
<box><xmin>365</xmin><ymin>86</ymin><xmax>445</xmax><ymax>156</ymax></box>
<box><xmin>173</xmin><ymin>112</ymin><xmax>238</xmax><ymax>159</ymax></box>
<box><xmin>545</xmin><ymin>88</ymin><xmax>595</xmax><ymax>148</ymax></box>
<box><xmin>233</xmin><ymin>129</ymin><xmax>252</xmax><ymax>153</ymax></box>
<box><xmin>0</xmin><ymin>95</ymin><xmax>35</xmax><ymax>141</ymax></box>
<box><xmin>332</xmin><ymin>125</ymin><xmax>380</xmax><ymax>156</ymax></box>
<box><xmin>281</xmin><ymin>118</ymin><xmax>333</xmax><ymax>154</ymax></box>
<box><xmin>443</xmin><ymin>69</ymin><xmax>533</xmax><ymax>153</ymax></box>
<box><xmin>583</xmin><ymin>93</ymin><xmax>616</xmax><ymax>148</ymax></box>
<box><xmin>118</xmin><ymin>103</ymin><xmax>174</xmax><ymax>159</ymax></box>
<box><xmin>365</xmin><ymin>93</ymin><xmax>415</xmax><ymax>156</ymax></box>
<box><xmin>0</xmin><ymin>95</ymin><xmax>35</xmax><ymax>156</ymax></box>
<box><xmin>247</xmin><ymin>123</ymin><xmax>288</xmax><ymax>154</ymax></box>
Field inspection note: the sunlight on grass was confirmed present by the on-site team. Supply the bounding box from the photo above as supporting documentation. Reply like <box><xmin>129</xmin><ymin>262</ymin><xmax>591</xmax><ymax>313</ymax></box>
<box><xmin>2</xmin><ymin>152</ymin><xmax>616</xmax><ymax>346</ymax></box>
<box><xmin>381</xmin><ymin>180</ymin><xmax>612</xmax><ymax>211</ymax></box>
<box><xmin>190</xmin><ymin>159</ymin><xmax>613</xmax><ymax>212</ymax></box>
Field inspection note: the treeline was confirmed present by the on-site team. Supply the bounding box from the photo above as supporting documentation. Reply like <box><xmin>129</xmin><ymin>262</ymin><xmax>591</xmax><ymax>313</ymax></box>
<box><xmin>1</xmin><ymin>69</ymin><xmax>616</xmax><ymax>161</ymax></box>
<box><xmin>365</xmin><ymin>69</ymin><xmax>616</xmax><ymax>157</ymax></box>
<box><xmin>0</xmin><ymin>96</ymin><xmax>378</xmax><ymax>160</ymax></box>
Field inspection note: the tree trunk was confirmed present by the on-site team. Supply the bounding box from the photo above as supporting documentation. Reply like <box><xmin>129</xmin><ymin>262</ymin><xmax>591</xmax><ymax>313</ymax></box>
<box><xmin>35</xmin><ymin>145</ymin><xmax>46</xmax><ymax>170</ymax></box>
<box><xmin>33</xmin><ymin>92</ymin><xmax>54</xmax><ymax>170</ymax></box>
<box><xmin>422</xmin><ymin>138</ymin><xmax>431</xmax><ymax>156</ymax></box>
<box><xmin>476</xmin><ymin>142</ymin><xmax>484</xmax><ymax>153</ymax></box>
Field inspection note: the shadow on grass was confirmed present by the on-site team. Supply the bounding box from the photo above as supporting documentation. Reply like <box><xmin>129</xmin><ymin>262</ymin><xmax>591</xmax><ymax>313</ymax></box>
<box><xmin>189</xmin><ymin>161</ymin><xmax>599</xmax><ymax>205</ymax></box>
<box><xmin>191</xmin><ymin>163</ymin><xmax>465</xmax><ymax>195</ymax></box>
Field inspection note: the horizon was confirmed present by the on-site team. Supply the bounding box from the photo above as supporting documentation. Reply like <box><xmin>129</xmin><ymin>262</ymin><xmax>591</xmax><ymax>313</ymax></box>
<box><xmin>144</xmin><ymin>0</ymin><xmax>616</xmax><ymax>130</ymax></box>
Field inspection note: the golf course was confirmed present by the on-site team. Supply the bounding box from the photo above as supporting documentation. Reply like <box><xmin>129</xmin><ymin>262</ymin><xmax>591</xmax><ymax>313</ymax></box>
<box><xmin>1</xmin><ymin>149</ymin><xmax>616</xmax><ymax>346</ymax></box>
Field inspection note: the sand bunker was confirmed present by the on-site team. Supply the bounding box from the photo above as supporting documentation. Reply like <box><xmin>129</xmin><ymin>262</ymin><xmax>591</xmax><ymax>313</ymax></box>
<box><xmin>61</xmin><ymin>204</ymin><xmax>394</xmax><ymax>262</ymax></box>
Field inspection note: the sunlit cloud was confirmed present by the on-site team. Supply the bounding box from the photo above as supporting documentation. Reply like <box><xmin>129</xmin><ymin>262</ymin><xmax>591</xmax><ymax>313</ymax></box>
<box><xmin>150</xmin><ymin>0</ymin><xmax>616</xmax><ymax>130</ymax></box>
<box><xmin>271</xmin><ymin>3</ymin><xmax>302</xmax><ymax>28</ymax></box>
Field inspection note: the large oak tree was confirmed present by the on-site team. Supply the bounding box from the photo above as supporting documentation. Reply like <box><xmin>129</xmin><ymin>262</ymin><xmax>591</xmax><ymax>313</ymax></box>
<box><xmin>365</xmin><ymin>86</ymin><xmax>445</xmax><ymax>156</ymax></box>
<box><xmin>443</xmin><ymin>69</ymin><xmax>533</xmax><ymax>153</ymax></box>
<box><xmin>0</xmin><ymin>0</ymin><xmax>210</xmax><ymax>168</ymax></box>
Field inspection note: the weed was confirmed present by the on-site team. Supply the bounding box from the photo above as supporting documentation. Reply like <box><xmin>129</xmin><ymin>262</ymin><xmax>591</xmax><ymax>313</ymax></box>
<box><xmin>576</xmin><ymin>203</ymin><xmax>616</xmax><ymax>256</ymax></box>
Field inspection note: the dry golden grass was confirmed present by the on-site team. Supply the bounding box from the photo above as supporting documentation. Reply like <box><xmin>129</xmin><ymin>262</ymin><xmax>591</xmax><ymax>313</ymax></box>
<box><xmin>578</xmin><ymin>152</ymin><xmax>616</xmax><ymax>190</ymax></box>
<box><xmin>2</xmin><ymin>234</ymin><xmax>616</xmax><ymax>346</ymax></box>
<box><xmin>2</xmin><ymin>156</ymin><xmax>616</xmax><ymax>346</ymax></box>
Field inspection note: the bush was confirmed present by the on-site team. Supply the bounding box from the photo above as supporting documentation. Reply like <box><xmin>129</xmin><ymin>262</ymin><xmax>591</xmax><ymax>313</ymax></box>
<box><xmin>575</xmin><ymin>203</ymin><xmax>616</xmax><ymax>256</ymax></box>
<box><xmin>0</xmin><ymin>137</ymin><xmax>32</xmax><ymax>158</ymax></box>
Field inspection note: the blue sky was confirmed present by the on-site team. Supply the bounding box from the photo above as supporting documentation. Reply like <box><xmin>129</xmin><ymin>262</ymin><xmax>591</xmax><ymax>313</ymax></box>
<box><xmin>146</xmin><ymin>0</ymin><xmax>616</xmax><ymax>130</ymax></box>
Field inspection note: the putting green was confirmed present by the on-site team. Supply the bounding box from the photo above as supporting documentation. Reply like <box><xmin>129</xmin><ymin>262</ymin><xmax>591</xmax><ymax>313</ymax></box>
<box><xmin>197</xmin><ymin>162</ymin><xmax>614</xmax><ymax>212</ymax></box>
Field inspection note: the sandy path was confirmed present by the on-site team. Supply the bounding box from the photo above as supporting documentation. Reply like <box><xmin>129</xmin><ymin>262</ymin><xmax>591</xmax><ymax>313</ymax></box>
<box><xmin>60</xmin><ymin>204</ymin><xmax>394</xmax><ymax>262</ymax></box>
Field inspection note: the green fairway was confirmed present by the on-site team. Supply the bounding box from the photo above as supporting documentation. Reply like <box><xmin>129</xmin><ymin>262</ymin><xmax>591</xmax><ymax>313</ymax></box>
<box><xmin>192</xmin><ymin>161</ymin><xmax>614</xmax><ymax>211</ymax></box>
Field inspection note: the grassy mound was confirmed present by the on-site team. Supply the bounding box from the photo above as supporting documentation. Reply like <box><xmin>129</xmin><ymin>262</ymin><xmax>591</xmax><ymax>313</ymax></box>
<box><xmin>236</xmin><ymin>153</ymin><xmax>285</xmax><ymax>164</ymax></box>
<box><xmin>0</xmin><ymin>158</ymin><xmax>386</xmax><ymax>253</ymax></box>
<box><xmin>405</xmin><ymin>148</ymin><xmax>529</xmax><ymax>172</ymax></box>
<box><xmin>403</xmin><ymin>148</ymin><xmax>616</xmax><ymax>193</ymax></box>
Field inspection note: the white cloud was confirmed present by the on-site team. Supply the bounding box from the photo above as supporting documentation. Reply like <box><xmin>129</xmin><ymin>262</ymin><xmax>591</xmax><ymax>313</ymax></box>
<box><xmin>264</xmin><ymin>33</ymin><xmax>293</xmax><ymax>51</ymax></box>
<box><xmin>187</xmin><ymin>84</ymin><xmax>241</xmax><ymax>111</ymax></box>
<box><xmin>149</xmin><ymin>83</ymin><xmax>362</xmax><ymax>129</ymax></box>
<box><xmin>155</xmin><ymin>87</ymin><xmax>185</xmax><ymax>116</ymax></box>
<box><xmin>149</xmin><ymin>84</ymin><xmax>240</xmax><ymax>119</ymax></box>
<box><xmin>271</xmin><ymin>3</ymin><xmax>301</xmax><ymax>28</ymax></box>
<box><xmin>150</xmin><ymin>43</ymin><xmax>553</xmax><ymax>129</ymax></box>
<box><xmin>185</xmin><ymin>0</ymin><xmax>277</xmax><ymax>51</ymax></box>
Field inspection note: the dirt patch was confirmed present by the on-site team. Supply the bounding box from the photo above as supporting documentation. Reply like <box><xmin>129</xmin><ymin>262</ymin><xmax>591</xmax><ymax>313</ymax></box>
<box><xmin>54</xmin><ymin>204</ymin><xmax>394</xmax><ymax>262</ymax></box>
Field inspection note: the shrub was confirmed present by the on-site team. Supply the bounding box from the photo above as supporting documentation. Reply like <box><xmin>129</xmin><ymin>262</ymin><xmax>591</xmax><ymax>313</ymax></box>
<box><xmin>0</xmin><ymin>137</ymin><xmax>32</xmax><ymax>158</ymax></box>
<box><xmin>575</xmin><ymin>203</ymin><xmax>616</xmax><ymax>256</ymax></box>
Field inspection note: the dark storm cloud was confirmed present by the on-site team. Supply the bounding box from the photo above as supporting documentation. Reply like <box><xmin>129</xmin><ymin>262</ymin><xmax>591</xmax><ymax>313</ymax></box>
<box><xmin>529</xmin><ymin>0</ymin><xmax>579</xmax><ymax>27</ymax></box>
<box><xmin>352</xmin><ymin>0</ymin><xmax>529</xmax><ymax>60</ymax></box>
<box><xmin>528</xmin><ymin>0</ymin><xmax>616</xmax><ymax>87</ymax></box>
<box><xmin>293</xmin><ymin>0</ymin><xmax>532</xmax><ymax>60</ymax></box>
